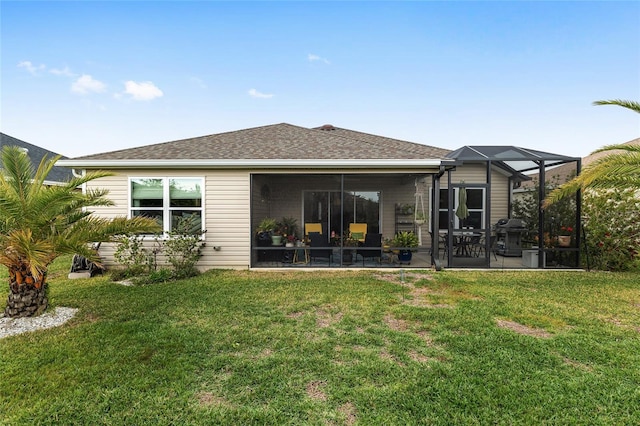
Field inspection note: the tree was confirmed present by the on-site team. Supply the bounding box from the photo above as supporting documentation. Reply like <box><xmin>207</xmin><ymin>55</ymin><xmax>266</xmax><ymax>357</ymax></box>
<box><xmin>544</xmin><ymin>99</ymin><xmax>640</xmax><ymax>206</ymax></box>
<box><xmin>0</xmin><ymin>146</ymin><xmax>160</xmax><ymax>317</ymax></box>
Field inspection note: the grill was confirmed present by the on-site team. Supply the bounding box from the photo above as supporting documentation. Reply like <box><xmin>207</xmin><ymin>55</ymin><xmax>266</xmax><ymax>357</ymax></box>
<box><xmin>494</xmin><ymin>218</ymin><xmax>526</xmax><ymax>257</ymax></box>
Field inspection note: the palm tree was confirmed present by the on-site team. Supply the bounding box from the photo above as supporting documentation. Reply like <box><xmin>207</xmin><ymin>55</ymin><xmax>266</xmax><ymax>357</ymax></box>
<box><xmin>544</xmin><ymin>99</ymin><xmax>640</xmax><ymax>207</ymax></box>
<box><xmin>0</xmin><ymin>146</ymin><xmax>160</xmax><ymax>317</ymax></box>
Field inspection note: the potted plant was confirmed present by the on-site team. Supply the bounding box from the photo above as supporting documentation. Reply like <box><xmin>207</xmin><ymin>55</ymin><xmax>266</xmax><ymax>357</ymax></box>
<box><xmin>391</xmin><ymin>231</ymin><xmax>419</xmax><ymax>263</ymax></box>
<box><xmin>558</xmin><ymin>226</ymin><xmax>573</xmax><ymax>247</ymax></box>
<box><xmin>341</xmin><ymin>235</ymin><xmax>359</xmax><ymax>264</ymax></box>
<box><xmin>257</xmin><ymin>218</ymin><xmax>280</xmax><ymax>245</ymax></box>
<box><xmin>414</xmin><ymin>211</ymin><xmax>426</xmax><ymax>225</ymax></box>
<box><xmin>277</xmin><ymin>217</ymin><xmax>298</xmax><ymax>241</ymax></box>
<box><xmin>331</xmin><ymin>234</ymin><xmax>358</xmax><ymax>263</ymax></box>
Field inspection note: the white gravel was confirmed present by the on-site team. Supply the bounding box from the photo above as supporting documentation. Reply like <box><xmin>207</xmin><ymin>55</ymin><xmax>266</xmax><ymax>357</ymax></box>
<box><xmin>0</xmin><ymin>307</ymin><xmax>79</xmax><ymax>339</ymax></box>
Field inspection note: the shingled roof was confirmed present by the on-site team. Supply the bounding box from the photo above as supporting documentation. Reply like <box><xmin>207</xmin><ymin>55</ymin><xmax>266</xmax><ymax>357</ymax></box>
<box><xmin>1</xmin><ymin>132</ymin><xmax>73</xmax><ymax>183</ymax></box>
<box><xmin>69</xmin><ymin>123</ymin><xmax>451</xmax><ymax>161</ymax></box>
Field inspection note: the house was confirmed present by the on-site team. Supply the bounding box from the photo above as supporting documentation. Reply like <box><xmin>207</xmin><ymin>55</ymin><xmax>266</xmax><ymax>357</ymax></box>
<box><xmin>1</xmin><ymin>133</ymin><xmax>73</xmax><ymax>185</ymax></box>
<box><xmin>56</xmin><ymin>123</ymin><xmax>580</xmax><ymax>270</ymax></box>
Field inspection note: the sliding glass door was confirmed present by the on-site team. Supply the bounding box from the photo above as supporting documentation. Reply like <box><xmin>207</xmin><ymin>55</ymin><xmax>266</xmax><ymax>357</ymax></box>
<box><xmin>303</xmin><ymin>190</ymin><xmax>380</xmax><ymax>237</ymax></box>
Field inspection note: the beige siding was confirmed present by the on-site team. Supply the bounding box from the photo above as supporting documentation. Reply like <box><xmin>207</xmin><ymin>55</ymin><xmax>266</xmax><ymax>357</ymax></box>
<box><xmin>86</xmin><ymin>169</ymin><xmax>251</xmax><ymax>270</ymax></box>
<box><xmin>442</xmin><ymin>164</ymin><xmax>511</xmax><ymax>227</ymax></box>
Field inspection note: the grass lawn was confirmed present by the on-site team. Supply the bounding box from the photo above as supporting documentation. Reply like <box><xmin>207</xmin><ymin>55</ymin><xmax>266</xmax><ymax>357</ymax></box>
<box><xmin>1</xmin><ymin>258</ymin><xmax>639</xmax><ymax>425</ymax></box>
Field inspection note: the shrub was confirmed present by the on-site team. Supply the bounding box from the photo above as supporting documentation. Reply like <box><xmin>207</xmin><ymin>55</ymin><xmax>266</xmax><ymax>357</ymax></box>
<box><xmin>163</xmin><ymin>216</ymin><xmax>206</xmax><ymax>278</ymax></box>
<box><xmin>113</xmin><ymin>234</ymin><xmax>149</xmax><ymax>275</ymax></box>
<box><xmin>582</xmin><ymin>188</ymin><xmax>640</xmax><ymax>271</ymax></box>
<box><xmin>512</xmin><ymin>175</ymin><xmax>576</xmax><ymax>245</ymax></box>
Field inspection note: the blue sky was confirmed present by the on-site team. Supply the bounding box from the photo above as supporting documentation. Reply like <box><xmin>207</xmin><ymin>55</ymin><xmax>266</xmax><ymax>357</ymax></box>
<box><xmin>1</xmin><ymin>1</ymin><xmax>639</xmax><ymax>158</ymax></box>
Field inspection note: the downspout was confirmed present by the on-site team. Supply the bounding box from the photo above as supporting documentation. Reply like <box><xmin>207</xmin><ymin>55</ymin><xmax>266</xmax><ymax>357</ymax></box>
<box><xmin>72</xmin><ymin>168</ymin><xmax>87</xmax><ymax>195</ymax></box>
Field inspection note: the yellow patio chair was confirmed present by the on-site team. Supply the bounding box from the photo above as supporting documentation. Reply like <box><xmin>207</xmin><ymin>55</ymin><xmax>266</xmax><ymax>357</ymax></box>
<box><xmin>349</xmin><ymin>223</ymin><xmax>367</xmax><ymax>243</ymax></box>
<box><xmin>305</xmin><ymin>223</ymin><xmax>323</xmax><ymax>240</ymax></box>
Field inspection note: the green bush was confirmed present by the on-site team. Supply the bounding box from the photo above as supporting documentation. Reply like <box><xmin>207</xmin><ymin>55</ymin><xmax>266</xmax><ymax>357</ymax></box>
<box><xmin>113</xmin><ymin>235</ymin><xmax>150</xmax><ymax>275</ymax></box>
<box><xmin>512</xmin><ymin>175</ymin><xmax>576</xmax><ymax>245</ymax></box>
<box><xmin>583</xmin><ymin>188</ymin><xmax>640</xmax><ymax>271</ymax></box>
<box><xmin>112</xmin><ymin>216</ymin><xmax>205</xmax><ymax>283</ymax></box>
<box><xmin>163</xmin><ymin>216</ymin><xmax>206</xmax><ymax>278</ymax></box>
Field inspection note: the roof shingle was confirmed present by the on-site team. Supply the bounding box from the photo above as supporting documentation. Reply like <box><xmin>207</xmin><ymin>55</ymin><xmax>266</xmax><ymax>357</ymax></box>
<box><xmin>70</xmin><ymin>123</ymin><xmax>451</xmax><ymax>161</ymax></box>
<box><xmin>1</xmin><ymin>133</ymin><xmax>73</xmax><ymax>183</ymax></box>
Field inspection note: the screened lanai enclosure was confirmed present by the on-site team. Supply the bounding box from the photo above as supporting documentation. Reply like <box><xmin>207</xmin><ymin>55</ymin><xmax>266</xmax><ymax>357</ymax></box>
<box><xmin>250</xmin><ymin>172</ymin><xmax>438</xmax><ymax>268</ymax></box>
<box><xmin>249</xmin><ymin>147</ymin><xmax>581</xmax><ymax>269</ymax></box>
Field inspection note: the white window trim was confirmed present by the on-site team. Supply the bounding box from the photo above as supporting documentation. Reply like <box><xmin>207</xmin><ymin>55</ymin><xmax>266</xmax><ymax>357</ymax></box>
<box><xmin>128</xmin><ymin>176</ymin><xmax>205</xmax><ymax>236</ymax></box>
<box><xmin>432</xmin><ymin>187</ymin><xmax>486</xmax><ymax>230</ymax></box>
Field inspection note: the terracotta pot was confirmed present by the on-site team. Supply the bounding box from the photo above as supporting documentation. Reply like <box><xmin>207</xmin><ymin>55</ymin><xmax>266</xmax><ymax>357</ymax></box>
<box><xmin>558</xmin><ymin>235</ymin><xmax>571</xmax><ymax>247</ymax></box>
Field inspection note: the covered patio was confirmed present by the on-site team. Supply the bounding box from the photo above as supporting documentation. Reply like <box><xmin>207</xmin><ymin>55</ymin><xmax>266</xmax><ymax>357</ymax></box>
<box><xmin>250</xmin><ymin>172</ymin><xmax>443</xmax><ymax>268</ymax></box>
<box><xmin>249</xmin><ymin>146</ymin><xmax>582</xmax><ymax>270</ymax></box>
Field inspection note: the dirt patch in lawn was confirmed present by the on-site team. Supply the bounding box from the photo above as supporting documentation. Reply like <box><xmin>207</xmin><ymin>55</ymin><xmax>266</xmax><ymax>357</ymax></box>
<box><xmin>337</xmin><ymin>402</ymin><xmax>357</xmax><ymax>426</ymax></box>
<box><xmin>315</xmin><ymin>306</ymin><xmax>343</xmax><ymax>328</ymax></box>
<box><xmin>286</xmin><ymin>311</ymin><xmax>304</xmax><ymax>320</ymax></box>
<box><xmin>376</xmin><ymin>272</ymin><xmax>469</xmax><ymax>308</ymax></box>
<box><xmin>384</xmin><ymin>314</ymin><xmax>413</xmax><ymax>331</ymax></box>
<box><xmin>408</xmin><ymin>350</ymin><xmax>432</xmax><ymax>363</ymax></box>
<box><xmin>496</xmin><ymin>319</ymin><xmax>552</xmax><ymax>338</ymax></box>
<box><xmin>196</xmin><ymin>391</ymin><xmax>232</xmax><ymax>408</ymax></box>
<box><xmin>374</xmin><ymin>272</ymin><xmax>433</xmax><ymax>285</ymax></box>
<box><xmin>306</xmin><ymin>380</ymin><xmax>327</xmax><ymax>401</ymax></box>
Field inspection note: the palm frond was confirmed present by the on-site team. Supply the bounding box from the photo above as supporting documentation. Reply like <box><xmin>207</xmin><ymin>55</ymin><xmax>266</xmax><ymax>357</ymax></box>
<box><xmin>1</xmin><ymin>229</ymin><xmax>55</xmax><ymax>277</ymax></box>
<box><xmin>28</xmin><ymin>153</ymin><xmax>62</xmax><ymax>199</ymax></box>
<box><xmin>544</xmin><ymin>146</ymin><xmax>640</xmax><ymax>207</ymax></box>
<box><xmin>593</xmin><ymin>99</ymin><xmax>640</xmax><ymax>114</ymax></box>
<box><xmin>1</xmin><ymin>146</ymin><xmax>35</xmax><ymax>202</ymax></box>
<box><xmin>591</xmin><ymin>143</ymin><xmax>640</xmax><ymax>156</ymax></box>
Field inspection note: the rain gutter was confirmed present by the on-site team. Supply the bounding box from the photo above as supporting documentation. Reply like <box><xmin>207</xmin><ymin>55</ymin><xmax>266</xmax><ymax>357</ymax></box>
<box><xmin>56</xmin><ymin>159</ymin><xmax>445</xmax><ymax>169</ymax></box>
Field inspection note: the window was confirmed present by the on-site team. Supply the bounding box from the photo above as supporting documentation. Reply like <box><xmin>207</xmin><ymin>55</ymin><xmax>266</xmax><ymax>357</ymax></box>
<box><xmin>130</xmin><ymin>177</ymin><xmax>203</xmax><ymax>233</ymax></box>
<box><xmin>438</xmin><ymin>188</ymin><xmax>485</xmax><ymax>230</ymax></box>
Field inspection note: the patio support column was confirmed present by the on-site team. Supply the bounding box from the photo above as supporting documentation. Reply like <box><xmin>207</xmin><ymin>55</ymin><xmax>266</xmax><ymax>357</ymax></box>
<box><xmin>447</xmin><ymin>168</ymin><xmax>454</xmax><ymax>267</ymax></box>
<box><xmin>537</xmin><ymin>160</ymin><xmax>546</xmax><ymax>268</ymax></box>
<box><xmin>486</xmin><ymin>160</ymin><xmax>492</xmax><ymax>267</ymax></box>
<box><xmin>432</xmin><ymin>169</ymin><xmax>444</xmax><ymax>270</ymax></box>
<box><xmin>340</xmin><ymin>174</ymin><xmax>345</xmax><ymax>267</ymax></box>
<box><xmin>575</xmin><ymin>158</ymin><xmax>582</xmax><ymax>268</ymax></box>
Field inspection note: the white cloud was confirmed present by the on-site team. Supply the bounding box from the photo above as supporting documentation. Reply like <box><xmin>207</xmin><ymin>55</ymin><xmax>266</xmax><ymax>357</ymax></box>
<box><xmin>18</xmin><ymin>61</ymin><xmax>46</xmax><ymax>75</ymax></box>
<box><xmin>308</xmin><ymin>53</ymin><xmax>330</xmax><ymax>64</ymax></box>
<box><xmin>190</xmin><ymin>76</ymin><xmax>207</xmax><ymax>89</ymax></box>
<box><xmin>71</xmin><ymin>74</ymin><xmax>107</xmax><ymax>94</ymax></box>
<box><xmin>123</xmin><ymin>80</ymin><xmax>163</xmax><ymax>101</ymax></box>
<box><xmin>248</xmin><ymin>88</ymin><xmax>274</xmax><ymax>99</ymax></box>
<box><xmin>50</xmin><ymin>66</ymin><xmax>76</xmax><ymax>77</ymax></box>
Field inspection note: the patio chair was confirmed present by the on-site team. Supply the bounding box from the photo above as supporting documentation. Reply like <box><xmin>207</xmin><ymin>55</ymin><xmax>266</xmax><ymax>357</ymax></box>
<box><xmin>473</xmin><ymin>235</ymin><xmax>498</xmax><ymax>260</ymax></box>
<box><xmin>309</xmin><ymin>232</ymin><xmax>332</xmax><ymax>265</ymax></box>
<box><xmin>356</xmin><ymin>233</ymin><xmax>382</xmax><ymax>266</ymax></box>
<box><xmin>349</xmin><ymin>223</ymin><xmax>367</xmax><ymax>243</ymax></box>
<box><xmin>305</xmin><ymin>223</ymin><xmax>323</xmax><ymax>241</ymax></box>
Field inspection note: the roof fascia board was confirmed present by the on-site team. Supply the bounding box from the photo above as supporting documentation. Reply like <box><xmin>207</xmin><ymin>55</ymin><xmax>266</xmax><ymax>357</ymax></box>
<box><xmin>56</xmin><ymin>159</ymin><xmax>444</xmax><ymax>169</ymax></box>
